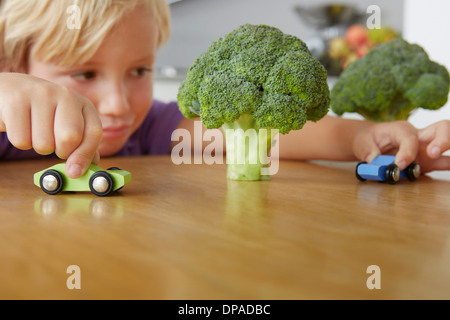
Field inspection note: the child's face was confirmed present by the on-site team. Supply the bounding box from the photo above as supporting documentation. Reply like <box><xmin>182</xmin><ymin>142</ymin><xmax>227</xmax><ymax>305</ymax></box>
<box><xmin>27</xmin><ymin>6</ymin><xmax>159</xmax><ymax>157</ymax></box>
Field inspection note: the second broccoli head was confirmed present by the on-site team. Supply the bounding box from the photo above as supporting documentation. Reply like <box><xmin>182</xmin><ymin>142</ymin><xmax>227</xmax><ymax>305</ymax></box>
<box><xmin>331</xmin><ymin>38</ymin><xmax>450</xmax><ymax>122</ymax></box>
<box><xmin>177</xmin><ymin>24</ymin><xmax>330</xmax><ymax>180</ymax></box>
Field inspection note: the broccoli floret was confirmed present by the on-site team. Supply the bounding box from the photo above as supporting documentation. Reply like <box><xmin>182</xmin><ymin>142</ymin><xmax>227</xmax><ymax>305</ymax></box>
<box><xmin>177</xmin><ymin>24</ymin><xmax>330</xmax><ymax>181</ymax></box>
<box><xmin>331</xmin><ymin>38</ymin><xmax>450</xmax><ymax>122</ymax></box>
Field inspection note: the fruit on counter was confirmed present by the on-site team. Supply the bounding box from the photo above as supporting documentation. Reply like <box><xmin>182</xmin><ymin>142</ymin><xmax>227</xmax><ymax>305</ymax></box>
<box><xmin>341</xmin><ymin>52</ymin><xmax>358</xmax><ymax>69</ymax></box>
<box><xmin>368</xmin><ymin>27</ymin><xmax>398</xmax><ymax>45</ymax></box>
<box><xmin>328</xmin><ymin>37</ymin><xmax>349</xmax><ymax>60</ymax></box>
<box><xmin>344</xmin><ymin>24</ymin><xmax>368</xmax><ymax>49</ymax></box>
<box><xmin>328</xmin><ymin>24</ymin><xmax>399</xmax><ymax>72</ymax></box>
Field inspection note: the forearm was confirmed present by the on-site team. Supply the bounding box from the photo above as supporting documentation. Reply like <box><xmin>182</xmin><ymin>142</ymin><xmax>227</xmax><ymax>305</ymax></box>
<box><xmin>275</xmin><ymin>115</ymin><xmax>374</xmax><ymax>161</ymax></box>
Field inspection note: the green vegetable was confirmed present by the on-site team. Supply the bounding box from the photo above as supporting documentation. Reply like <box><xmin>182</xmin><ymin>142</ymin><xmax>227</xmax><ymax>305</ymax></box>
<box><xmin>331</xmin><ymin>38</ymin><xmax>450</xmax><ymax>122</ymax></box>
<box><xmin>177</xmin><ymin>24</ymin><xmax>330</xmax><ymax>180</ymax></box>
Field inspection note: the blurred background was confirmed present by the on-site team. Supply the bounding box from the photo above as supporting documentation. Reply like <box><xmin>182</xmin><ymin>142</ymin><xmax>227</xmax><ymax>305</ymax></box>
<box><xmin>155</xmin><ymin>0</ymin><xmax>450</xmax><ymax>129</ymax></box>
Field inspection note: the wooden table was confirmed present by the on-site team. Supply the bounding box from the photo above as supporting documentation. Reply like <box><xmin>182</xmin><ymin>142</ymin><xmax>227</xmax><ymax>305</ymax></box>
<box><xmin>1</xmin><ymin>156</ymin><xmax>450</xmax><ymax>300</ymax></box>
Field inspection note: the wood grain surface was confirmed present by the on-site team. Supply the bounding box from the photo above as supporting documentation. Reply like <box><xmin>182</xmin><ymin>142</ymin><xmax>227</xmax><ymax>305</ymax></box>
<box><xmin>1</xmin><ymin>156</ymin><xmax>449</xmax><ymax>299</ymax></box>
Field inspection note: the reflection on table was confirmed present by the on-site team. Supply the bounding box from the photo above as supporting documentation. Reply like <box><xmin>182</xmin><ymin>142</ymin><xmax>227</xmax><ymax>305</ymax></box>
<box><xmin>1</xmin><ymin>156</ymin><xmax>450</xmax><ymax>299</ymax></box>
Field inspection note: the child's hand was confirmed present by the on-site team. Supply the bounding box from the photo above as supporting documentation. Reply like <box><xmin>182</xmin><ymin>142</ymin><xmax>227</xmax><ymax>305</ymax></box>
<box><xmin>352</xmin><ymin>120</ymin><xmax>420</xmax><ymax>171</ymax></box>
<box><xmin>0</xmin><ymin>73</ymin><xmax>103</xmax><ymax>178</ymax></box>
<box><xmin>352</xmin><ymin>119</ymin><xmax>450</xmax><ymax>173</ymax></box>
<box><xmin>416</xmin><ymin>120</ymin><xmax>450</xmax><ymax>172</ymax></box>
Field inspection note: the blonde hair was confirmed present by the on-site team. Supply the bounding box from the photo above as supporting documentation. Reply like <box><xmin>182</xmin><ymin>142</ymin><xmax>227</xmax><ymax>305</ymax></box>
<box><xmin>0</xmin><ymin>0</ymin><xmax>171</xmax><ymax>71</ymax></box>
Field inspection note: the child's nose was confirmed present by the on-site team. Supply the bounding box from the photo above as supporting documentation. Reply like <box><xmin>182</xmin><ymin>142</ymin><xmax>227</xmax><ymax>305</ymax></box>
<box><xmin>96</xmin><ymin>83</ymin><xmax>130</xmax><ymax>116</ymax></box>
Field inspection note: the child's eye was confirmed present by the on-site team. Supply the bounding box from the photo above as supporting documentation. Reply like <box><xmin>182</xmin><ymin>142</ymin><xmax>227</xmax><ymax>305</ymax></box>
<box><xmin>131</xmin><ymin>67</ymin><xmax>152</xmax><ymax>78</ymax></box>
<box><xmin>71</xmin><ymin>71</ymin><xmax>97</xmax><ymax>81</ymax></box>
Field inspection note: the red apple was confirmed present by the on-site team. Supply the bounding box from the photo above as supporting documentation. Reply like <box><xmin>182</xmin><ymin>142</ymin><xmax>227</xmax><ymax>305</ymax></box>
<box><xmin>345</xmin><ymin>24</ymin><xmax>368</xmax><ymax>49</ymax></box>
<box><xmin>356</xmin><ymin>44</ymin><xmax>370</xmax><ymax>57</ymax></box>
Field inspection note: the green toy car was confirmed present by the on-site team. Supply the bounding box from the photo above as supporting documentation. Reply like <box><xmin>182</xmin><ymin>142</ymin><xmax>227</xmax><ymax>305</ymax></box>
<box><xmin>34</xmin><ymin>163</ymin><xmax>132</xmax><ymax>196</ymax></box>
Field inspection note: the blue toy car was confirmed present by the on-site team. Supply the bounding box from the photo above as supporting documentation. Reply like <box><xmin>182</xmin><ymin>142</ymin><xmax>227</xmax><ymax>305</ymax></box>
<box><xmin>355</xmin><ymin>155</ymin><xmax>421</xmax><ymax>184</ymax></box>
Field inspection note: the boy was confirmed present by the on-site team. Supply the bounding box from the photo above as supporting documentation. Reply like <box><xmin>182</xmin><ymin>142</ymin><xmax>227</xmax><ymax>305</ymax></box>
<box><xmin>0</xmin><ymin>0</ymin><xmax>449</xmax><ymax>178</ymax></box>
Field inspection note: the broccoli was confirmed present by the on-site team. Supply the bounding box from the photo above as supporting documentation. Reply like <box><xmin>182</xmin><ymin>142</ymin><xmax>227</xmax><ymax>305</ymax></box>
<box><xmin>331</xmin><ymin>38</ymin><xmax>450</xmax><ymax>122</ymax></box>
<box><xmin>177</xmin><ymin>24</ymin><xmax>330</xmax><ymax>181</ymax></box>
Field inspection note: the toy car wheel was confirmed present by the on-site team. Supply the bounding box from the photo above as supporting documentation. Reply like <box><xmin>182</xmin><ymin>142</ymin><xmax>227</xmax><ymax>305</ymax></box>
<box><xmin>355</xmin><ymin>161</ymin><xmax>367</xmax><ymax>181</ymax></box>
<box><xmin>40</xmin><ymin>170</ymin><xmax>63</xmax><ymax>195</ymax></box>
<box><xmin>89</xmin><ymin>171</ymin><xmax>114</xmax><ymax>197</ymax></box>
<box><xmin>107</xmin><ymin>167</ymin><xmax>123</xmax><ymax>191</ymax></box>
<box><xmin>385</xmin><ymin>164</ymin><xmax>400</xmax><ymax>184</ymax></box>
<box><xmin>406</xmin><ymin>161</ymin><xmax>421</xmax><ymax>181</ymax></box>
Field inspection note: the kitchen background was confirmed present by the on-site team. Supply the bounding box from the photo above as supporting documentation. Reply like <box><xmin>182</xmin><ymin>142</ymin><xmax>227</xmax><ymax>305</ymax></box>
<box><xmin>154</xmin><ymin>0</ymin><xmax>450</xmax><ymax>129</ymax></box>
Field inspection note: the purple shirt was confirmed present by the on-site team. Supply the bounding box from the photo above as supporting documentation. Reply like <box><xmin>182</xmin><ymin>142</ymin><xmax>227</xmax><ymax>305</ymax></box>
<box><xmin>0</xmin><ymin>100</ymin><xmax>184</xmax><ymax>160</ymax></box>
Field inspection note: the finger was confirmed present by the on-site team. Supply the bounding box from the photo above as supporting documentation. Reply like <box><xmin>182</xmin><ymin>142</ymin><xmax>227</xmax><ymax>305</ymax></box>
<box><xmin>3</xmin><ymin>105</ymin><xmax>32</xmax><ymax>150</ymax></box>
<box><xmin>65</xmin><ymin>103</ymin><xmax>103</xmax><ymax>178</ymax></box>
<box><xmin>393</xmin><ymin>129</ymin><xmax>419</xmax><ymax>171</ymax></box>
<box><xmin>418</xmin><ymin>125</ymin><xmax>435</xmax><ymax>143</ymax></box>
<box><xmin>53</xmin><ymin>100</ymin><xmax>85</xmax><ymax>160</ymax></box>
<box><xmin>31</xmin><ymin>103</ymin><xmax>56</xmax><ymax>155</ymax></box>
<box><xmin>422</xmin><ymin>121</ymin><xmax>450</xmax><ymax>159</ymax></box>
<box><xmin>353</xmin><ymin>133</ymin><xmax>381</xmax><ymax>163</ymax></box>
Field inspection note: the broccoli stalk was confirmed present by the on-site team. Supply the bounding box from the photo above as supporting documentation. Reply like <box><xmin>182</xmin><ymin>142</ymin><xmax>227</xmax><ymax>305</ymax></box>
<box><xmin>177</xmin><ymin>24</ymin><xmax>330</xmax><ymax>180</ymax></box>
<box><xmin>222</xmin><ymin>114</ymin><xmax>276</xmax><ymax>181</ymax></box>
<box><xmin>331</xmin><ymin>38</ymin><xmax>450</xmax><ymax>122</ymax></box>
